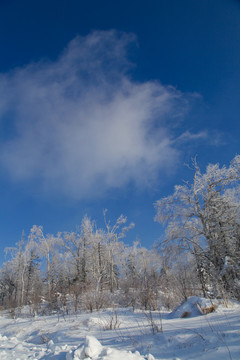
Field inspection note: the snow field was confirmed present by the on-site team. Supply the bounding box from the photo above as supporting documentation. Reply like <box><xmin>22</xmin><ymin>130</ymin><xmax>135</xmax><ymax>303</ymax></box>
<box><xmin>0</xmin><ymin>298</ymin><xmax>239</xmax><ymax>360</ymax></box>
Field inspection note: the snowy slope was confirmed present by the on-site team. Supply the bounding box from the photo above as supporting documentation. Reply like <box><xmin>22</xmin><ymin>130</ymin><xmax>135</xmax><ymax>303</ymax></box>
<box><xmin>0</xmin><ymin>299</ymin><xmax>239</xmax><ymax>360</ymax></box>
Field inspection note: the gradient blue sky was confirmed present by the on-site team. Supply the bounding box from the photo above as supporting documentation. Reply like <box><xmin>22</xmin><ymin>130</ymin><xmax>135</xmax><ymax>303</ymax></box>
<box><xmin>0</xmin><ymin>0</ymin><xmax>240</xmax><ymax>257</ymax></box>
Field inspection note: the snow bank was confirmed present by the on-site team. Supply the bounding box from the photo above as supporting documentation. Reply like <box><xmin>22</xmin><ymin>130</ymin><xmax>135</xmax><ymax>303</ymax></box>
<box><xmin>67</xmin><ymin>335</ymin><xmax>155</xmax><ymax>360</ymax></box>
<box><xmin>170</xmin><ymin>296</ymin><xmax>219</xmax><ymax>318</ymax></box>
<box><xmin>100</xmin><ymin>348</ymin><xmax>151</xmax><ymax>360</ymax></box>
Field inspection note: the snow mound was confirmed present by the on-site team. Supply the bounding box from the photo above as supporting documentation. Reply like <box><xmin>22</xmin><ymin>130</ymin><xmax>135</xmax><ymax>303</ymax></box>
<box><xmin>100</xmin><ymin>348</ymin><xmax>151</xmax><ymax>360</ymax></box>
<box><xmin>70</xmin><ymin>336</ymin><xmax>102</xmax><ymax>359</ymax></box>
<box><xmin>170</xmin><ymin>296</ymin><xmax>219</xmax><ymax>318</ymax></box>
<box><xmin>84</xmin><ymin>335</ymin><xmax>103</xmax><ymax>359</ymax></box>
<box><xmin>88</xmin><ymin>316</ymin><xmax>106</xmax><ymax>328</ymax></box>
<box><xmin>68</xmin><ymin>336</ymin><xmax>155</xmax><ymax>360</ymax></box>
<box><xmin>0</xmin><ymin>334</ymin><xmax>8</xmax><ymax>341</ymax></box>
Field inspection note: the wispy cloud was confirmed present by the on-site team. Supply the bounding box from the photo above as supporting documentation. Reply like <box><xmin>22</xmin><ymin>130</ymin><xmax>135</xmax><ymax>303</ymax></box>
<box><xmin>176</xmin><ymin>130</ymin><xmax>209</xmax><ymax>143</ymax></box>
<box><xmin>0</xmin><ymin>30</ymin><xmax>193</xmax><ymax>199</ymax></box>
<box><xmin>175</xmin><ymin>129</ymin><xmax>225</xmax><ymax>147</ymax></box>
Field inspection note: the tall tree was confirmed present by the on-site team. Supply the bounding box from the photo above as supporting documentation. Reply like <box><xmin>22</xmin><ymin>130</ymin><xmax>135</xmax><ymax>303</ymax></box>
<box><xmin>155</xmin><ymin>155</ymin><xmax>240</xmax><ymax>299</ymax></box>
<box><xmin>29</xmin><ymin>225</ymin><xmax>57</xmax><ymax>301</ymax></box>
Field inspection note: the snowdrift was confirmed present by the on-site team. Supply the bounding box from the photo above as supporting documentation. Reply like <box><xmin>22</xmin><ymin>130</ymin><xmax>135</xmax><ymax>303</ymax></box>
<box><xmin>66</xmin><ymin>335</ymin><xmax>155</xmax><ymax>360</ymax></box>
<box><xmin>169</xmin><ymin>296</ymin><xmax>219</xmax><ymax>318</ymax></box>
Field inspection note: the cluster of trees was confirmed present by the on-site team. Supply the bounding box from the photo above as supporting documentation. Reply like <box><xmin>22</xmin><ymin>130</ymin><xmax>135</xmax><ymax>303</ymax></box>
<box><xmin>0</xmin><ymin>212</ymin><xmax>171</xmax><ymax>314</ymax></box>
<box><xmin>0</xmin><ymin>155</ymin><xmax>239</xmax><ymax>315</ymax></box>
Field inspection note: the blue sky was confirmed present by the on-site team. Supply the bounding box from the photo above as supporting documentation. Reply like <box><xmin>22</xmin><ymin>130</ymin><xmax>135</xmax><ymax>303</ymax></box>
<box><xmin>0</xmin><ymin>0</ymin><xmax>240</xmax><ymax>257</ymax></box>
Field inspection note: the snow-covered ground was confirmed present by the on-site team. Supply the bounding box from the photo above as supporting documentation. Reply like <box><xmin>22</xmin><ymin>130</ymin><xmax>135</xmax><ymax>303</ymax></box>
<box><xmin>0</xmin><ymin>298</ymin><xmax>239</xmax><ymax>360</ymax></box>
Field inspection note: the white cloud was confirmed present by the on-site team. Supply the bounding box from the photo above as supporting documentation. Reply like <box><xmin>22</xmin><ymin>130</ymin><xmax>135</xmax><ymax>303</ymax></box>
<box><xmin>0</xmin><ymin>30</ymin><xmax>191</xmax><ymax>199</ymax></box>
<box><xmin>176</xmin><ymin>130</ymin><xmax>209</xmax><ymax>143</ymax></box>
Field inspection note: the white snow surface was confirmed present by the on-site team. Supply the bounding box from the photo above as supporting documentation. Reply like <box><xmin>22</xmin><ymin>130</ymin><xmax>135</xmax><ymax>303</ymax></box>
<box><xmin>0</xmin><ymin>297</ymin><xmax>239</xmax><ymax>360</ymax></box>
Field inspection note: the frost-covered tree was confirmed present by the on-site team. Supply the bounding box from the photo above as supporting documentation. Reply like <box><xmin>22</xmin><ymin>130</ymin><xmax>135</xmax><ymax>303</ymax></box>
<box><xmin>29</xmin><ymin>225</ymin><xmax>58</xmax><ymax>301</ymax></box>
<box><xmin>0</xmin><ymin>232</ymin><xmax>42</xmax><ymax>310</ymax></box>
<box><xmin>102</xmin><ymin>210</ymin><xmax>134</xmax><ymax>293</ymax></box>
<box><xmin>120</xmin><ymin>241</ymin><xmax>162</xmax><ymax>310</ymax></box>
<box><xmin>155</xmin><ymin>155</ymin><xmax>240</xmax><ymax>299</ymax></box>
